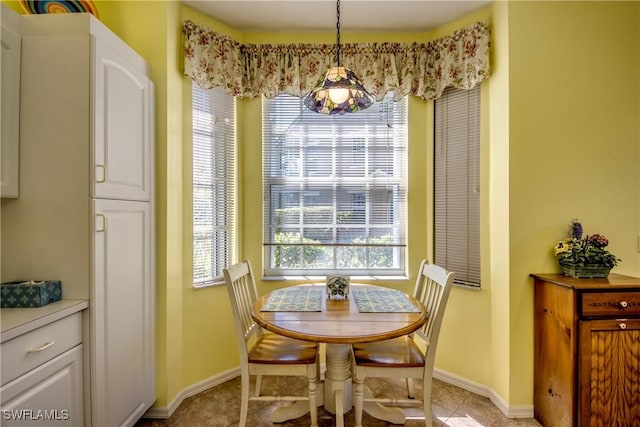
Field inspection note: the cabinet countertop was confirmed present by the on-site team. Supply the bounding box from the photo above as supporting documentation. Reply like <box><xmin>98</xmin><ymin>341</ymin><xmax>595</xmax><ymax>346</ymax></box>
<box><xmin>530</xmin><ymin>273</ymin><xmax>640</xmax><ymax>290</ymax></box>
<box><xmin>1</xmin><ymin>299</ymin><xmax>88</xmax><ymax>343</ymax></box>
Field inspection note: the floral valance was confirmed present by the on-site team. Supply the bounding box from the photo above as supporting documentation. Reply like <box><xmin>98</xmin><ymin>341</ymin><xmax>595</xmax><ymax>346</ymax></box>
<box><xmin>183</xmin><ymin>20</ymin><xmax>490</xmax><ymax>101</ymax></box>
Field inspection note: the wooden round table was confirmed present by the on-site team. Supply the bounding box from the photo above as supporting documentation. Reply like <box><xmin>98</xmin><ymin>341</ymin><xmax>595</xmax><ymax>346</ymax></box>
<box><xmin>252</xmin><ymin>283</ymin><xmax>427</xmax><ymax>426</ymax></box>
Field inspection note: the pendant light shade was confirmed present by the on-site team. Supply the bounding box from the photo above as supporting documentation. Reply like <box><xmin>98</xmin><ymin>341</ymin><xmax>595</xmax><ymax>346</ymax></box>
<box><xmin>304</xmin><ymin>66</ymin><xmax>373</xmax><ymax>114</ymax></box>
<box><xmin>304</xmin><ymin>0</ymin><xmax>374</xmax><ymax>115</ymax></box>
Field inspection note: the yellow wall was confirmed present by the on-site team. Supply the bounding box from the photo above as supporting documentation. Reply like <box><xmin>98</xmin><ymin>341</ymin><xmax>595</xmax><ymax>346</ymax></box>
<box><xmin>488</xmin><ymin>0</ymin><xmax>513</xmax><ymax>406</ymax></box>
<box><xmin>506</xmin><ymin>0</ymin><xmax>640</xmax><ymax>405</ymax></box>
<box><xmin>3</xmin><ymin>0</ymin><xmax>638</xmax><ymax>414</ymax></box>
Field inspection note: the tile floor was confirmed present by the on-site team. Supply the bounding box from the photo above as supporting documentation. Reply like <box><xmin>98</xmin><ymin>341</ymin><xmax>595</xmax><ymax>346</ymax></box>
<box><xmin>135</xmin><ymin>375</ymin><xmax>542</xmax><ymax>427</ymax></box>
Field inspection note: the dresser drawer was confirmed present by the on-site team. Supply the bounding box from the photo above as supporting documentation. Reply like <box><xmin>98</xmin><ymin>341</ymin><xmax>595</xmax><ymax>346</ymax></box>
<box><xmin>580</xmin><ymin>291</ymin><xmax>640</xmax><ymax>317</ymax></box>
<box><xmin>1</xmin><ymin>312</ymin><xmax>82</xmax><ymax>385</ymax></box>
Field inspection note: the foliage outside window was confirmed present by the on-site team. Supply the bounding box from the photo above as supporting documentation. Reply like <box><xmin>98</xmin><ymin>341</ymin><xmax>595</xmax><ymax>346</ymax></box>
<box><xmin>263</xmin><ymin>94</ymin><xmax>408</xmax><ymax>277</ymax></box>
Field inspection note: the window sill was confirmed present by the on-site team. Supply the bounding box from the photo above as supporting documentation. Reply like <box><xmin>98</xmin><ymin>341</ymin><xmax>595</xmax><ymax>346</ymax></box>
<box><xmin>262</xmin><ymin>275</ymin><xmax>409</xmax><ymax>282</ymax></box>
<box><xmin>193</xmin><ymin>279</ymin><xmax>225</xmax><ymax>289</ymax></box>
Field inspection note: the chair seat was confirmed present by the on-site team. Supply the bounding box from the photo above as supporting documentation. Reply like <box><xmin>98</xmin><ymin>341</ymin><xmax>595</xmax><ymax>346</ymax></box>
<box><xmin>353</xmin><ymin>336</ymin><xmax>425</xmax><ymax>368</ymax></box>
<box><xmin>249</xmin><ymin>334</ymin><xmax>318</xmax><ymax>365</ymax></box>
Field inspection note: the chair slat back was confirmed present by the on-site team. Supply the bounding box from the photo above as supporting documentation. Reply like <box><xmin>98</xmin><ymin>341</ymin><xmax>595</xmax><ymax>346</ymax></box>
<box><xmin>413</xmin><ymin>261</ymin><xmax>455</xmax><ymax>358</ymax></box>
<box><xmin>223</xmin><ymin>260</ymin><xmax>261</xmax><ymax>355</ymax></box>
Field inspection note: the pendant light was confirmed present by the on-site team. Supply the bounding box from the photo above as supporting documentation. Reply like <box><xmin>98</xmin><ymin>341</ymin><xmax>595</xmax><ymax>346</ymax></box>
<box><xmin>304</xmin><ymin>0</ymin><xmax>374</xmax><ymax>115</ymax></box>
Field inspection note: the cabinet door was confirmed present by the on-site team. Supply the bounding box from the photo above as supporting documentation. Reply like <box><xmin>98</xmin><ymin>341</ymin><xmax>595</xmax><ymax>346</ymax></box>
<box><xmin>579</xmin><ymin>318</ymin><xmax>640</xmax><ymax>426</ymax></box>
<box><xmin>534</xmin><ymin>280</ymin><xmax>576</xmax><ymax>427</ymax></box>
<box><xmin>1</xmin><ymin>13</ymin><xmax>21</xmax><ymax>198</ymax></box>
<box><xmin>91</xmin><ymin>199</ymin><xmax>154</xmax><ymax>427</ymax></box>
<box><xmin>92</xmin><ymin>36</ymin><xmax>153</xmax><ymax>201</ymax></box>
<box><xmin>0</xmin><ymin>346</ymin><xmax>83</xmax><ymax>426</ymax></box>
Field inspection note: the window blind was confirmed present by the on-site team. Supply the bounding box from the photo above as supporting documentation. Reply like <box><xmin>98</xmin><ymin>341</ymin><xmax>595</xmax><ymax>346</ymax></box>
<box><xmin>192</xmin><ymin>83</ymin><xmax>236</xmax><ymax>286</ymax></box>
<box><xmin>262</xmin><ymin>94</ymin><xmax>408</xmax><ymax>276</ymax></box>
<box><xmin>434</xmin><ymin>85</ymin><xmax>481</xmax><ymax>287</ymax></box>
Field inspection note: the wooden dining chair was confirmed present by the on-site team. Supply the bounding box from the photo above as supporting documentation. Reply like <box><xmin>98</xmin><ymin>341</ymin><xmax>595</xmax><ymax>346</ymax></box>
<box><xmin>223</xmin><ymin>260</ymin><xmax>319</xmax><ymax>427</ymax></box>
<box><xmin>351</xmin><ymin>260</ymin><xmax>455</xmax><ymax>427</ymax></box>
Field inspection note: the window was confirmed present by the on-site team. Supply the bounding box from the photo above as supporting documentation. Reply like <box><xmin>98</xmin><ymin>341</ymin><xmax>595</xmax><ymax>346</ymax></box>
<box><xmin>434</xmin><ymin>85</ymin><xmax>481</xmax><ymax>287</ymax></box>
<box><xmin>263</xmin><ymin>93</ymin><xmax>408</xmax><ymax>277</ymax></box>
<box><xmin>192</xmin><ymin>83</ymin><xmax>236</xmax><ymax>286</ymax></box>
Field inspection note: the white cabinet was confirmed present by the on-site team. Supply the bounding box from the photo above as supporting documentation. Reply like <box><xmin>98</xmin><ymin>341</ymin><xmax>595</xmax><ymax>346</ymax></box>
<box><xmin>1</xmin><ymin>13</ymin><xmax>155</xmax><ymax>427</ymax></box>
<box><xmin>1</xmin><ymin>4</ymin><xmax>21</xmax><ymax>198</ymax></box>
<box><xmin>1</xmin><ymin>311</ymin><xmax>84</xmax><ymax>427</ymax></box>
<box><xmin>1</xmin><ymin>347</ymin><xmax>84</xmax><ymax>427</ymax></box>
<box><xmin>93</xmin><ymin>36</ymin><xmax>153</xmax><ymax>201</ymax></box>
<box><xmin>91</xmin><ymin>199</ymin><xmax>154</xmax><ymax>426</ymax></box>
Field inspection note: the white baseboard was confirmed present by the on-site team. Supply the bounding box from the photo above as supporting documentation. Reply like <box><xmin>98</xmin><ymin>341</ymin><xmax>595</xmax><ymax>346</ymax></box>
<box><xmin>433</xmin><ymin>368</ymin><xmax>534</xmax><ymax>419</ymax></box>
<box><xmin>142</xmin><ymin>367</ymin><xmax>240</xmax><ymax>419</ymax></box>
<box><xmin>143</xmin><ymin>366</ymin><xmax>533</xmax><ymax>420</ymax></box>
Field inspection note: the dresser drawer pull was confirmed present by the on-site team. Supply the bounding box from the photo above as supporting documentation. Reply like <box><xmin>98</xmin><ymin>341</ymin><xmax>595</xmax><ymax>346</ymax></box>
<box><xmin>619</xmin><ymin>323</ymin><xmax>627</xmax><ymax>330</ymax></box>
<box><xmin>27</xmin><ymin>341</ymin><xmax>55</xmax><ymax>353</ymax></box>
<box><xmin>620</xmin><ymin>301</ymin><xmax>629</xmax><ymax>309</ymax></box>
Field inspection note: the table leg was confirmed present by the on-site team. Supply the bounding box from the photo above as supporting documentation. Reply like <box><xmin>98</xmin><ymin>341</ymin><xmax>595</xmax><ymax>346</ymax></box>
<box><xmin>324</xmin><ymin>343</ymin><xmax>352</xmax><ymax>427</ymax></box>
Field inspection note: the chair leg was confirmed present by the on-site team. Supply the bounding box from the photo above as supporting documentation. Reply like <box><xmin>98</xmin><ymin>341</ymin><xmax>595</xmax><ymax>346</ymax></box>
<box><xmin>353</xmin><ymin>366</ymin><xmax>365</xmax><ymax>427</ymax></box>
<box><xmin>406</xmin><ymin>378</ymin><xmax>415</xmax><ymax>399</ymax></box>
<box><xmin>423</xmin><ymin>399</ymin><xmax>432</xmax><ymax>427</ymax></box>
<box><xmin>423</xmin><ymin>375</ymin><xmax>433</xmax><ymax>427</ymax></box>
<box><xmin>254</xmin><ymin>374</ymin><xmax>262</xmax><ymax>397</ymax></box>
<box><xmin>239</xmin><ymin>371</ymin><xmax>250</xmax><ymax>427</ymax></box>
<box><xmin>307</xmin><ymin>364</ymin><xmax>319</xmax><ymax>427</ymax></box>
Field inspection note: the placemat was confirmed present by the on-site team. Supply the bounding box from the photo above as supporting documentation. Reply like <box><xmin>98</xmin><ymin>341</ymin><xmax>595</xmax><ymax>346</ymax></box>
<box><xmin>260</xmin><ymin>287</ymin><xmax>323</xmax><ymax>312</ymax></box>
<box><xmin>352</xmin><ymin>288</ymin><xmax>421</xmax><ymax>313</ymax></box>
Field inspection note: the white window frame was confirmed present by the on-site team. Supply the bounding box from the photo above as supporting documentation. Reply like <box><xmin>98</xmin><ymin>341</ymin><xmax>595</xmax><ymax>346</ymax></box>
<box><xmin>262</xmin><ymin>93</ymin><xmax>408</xmax><ymax>277</ymax></box>
<box><xmin>192</xmin><ymin>84</ymin><xmax>236</xmax><ymax>287</ymax></box>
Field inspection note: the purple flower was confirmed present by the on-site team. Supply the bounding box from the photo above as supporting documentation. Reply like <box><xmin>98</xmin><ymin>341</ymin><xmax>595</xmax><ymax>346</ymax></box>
<box><xmin>570</xmin><ymin>219</ymin><xmax>583</xmax><ymax>240</ymax></box>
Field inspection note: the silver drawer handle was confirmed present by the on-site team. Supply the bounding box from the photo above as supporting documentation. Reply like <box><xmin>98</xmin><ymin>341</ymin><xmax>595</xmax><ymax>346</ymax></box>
<box><xmin>619</xmin><ymin>323</ymin><xmax>627</xmax><ymax>330</ymax></box>
<box><xmin>27</xmin><ymin>341</ymin><xmax>55</xmax><ymax>353</ymax></box>
<box><xmin>620</xmin><ymin>301</ymin><xmax>629</xmax><ymax>309</ymax></box>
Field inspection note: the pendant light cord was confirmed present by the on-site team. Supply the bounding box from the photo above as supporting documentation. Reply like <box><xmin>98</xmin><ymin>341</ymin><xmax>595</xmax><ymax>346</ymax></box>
<box><xmin>336</xmin><ymin>0</ymin><xmax>341</xmax><ymax>66</ymax></box>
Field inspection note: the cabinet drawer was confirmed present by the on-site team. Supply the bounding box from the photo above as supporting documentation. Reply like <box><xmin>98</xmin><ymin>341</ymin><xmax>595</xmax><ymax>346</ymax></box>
<box><xmin>1</xmin><ymin>312</ymin><xmax>82</xmax><ymax>385</ymax></box>
<box><xmin>0</xmin><ymin>345</ymin><xmax>83</xmax><ymax>426</ymax></box>
<box><xmin>580</xmin><ymin>291</ymin><xmax>640</xmax><ymax>317</ymax></box>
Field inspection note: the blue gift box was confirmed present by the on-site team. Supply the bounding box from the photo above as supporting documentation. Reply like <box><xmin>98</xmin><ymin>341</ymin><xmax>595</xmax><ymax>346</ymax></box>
<box><xmin>0</xmin><ymin>280</ymin><xmax>62</xmax><ymax>308</ymax></box>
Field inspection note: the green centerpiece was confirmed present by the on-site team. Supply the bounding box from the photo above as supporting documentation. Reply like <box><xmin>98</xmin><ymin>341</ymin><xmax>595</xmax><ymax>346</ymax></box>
<box><xmin>553</xmin><ymin>219</ymin><xmax>620</xmax><ymax>278</ymax></box>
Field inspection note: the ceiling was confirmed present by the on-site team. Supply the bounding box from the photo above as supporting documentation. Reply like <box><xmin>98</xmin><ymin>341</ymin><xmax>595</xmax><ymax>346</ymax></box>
<box><xmin>181</xmin><ymin>0</ymin><xmax>492</xmax><ymax>33</ymax></box>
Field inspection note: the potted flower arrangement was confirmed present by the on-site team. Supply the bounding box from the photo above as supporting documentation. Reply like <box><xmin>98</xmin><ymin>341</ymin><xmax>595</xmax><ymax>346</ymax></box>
<box><xmin>553</xmin><ymin>219</ymin><xmax>621</xmax><ymax>278</ymax></box>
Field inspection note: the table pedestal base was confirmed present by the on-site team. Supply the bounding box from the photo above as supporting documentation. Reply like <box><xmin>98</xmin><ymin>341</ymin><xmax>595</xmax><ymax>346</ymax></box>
<box><xmin>269</xmin><ymin>343</ymin><xmax>407</xmax><ymax>426</ymax></box>
<box><xmin>323</xmin><ymin>343</ymin><xmax>352</xmax><ymax>422</ymax></box>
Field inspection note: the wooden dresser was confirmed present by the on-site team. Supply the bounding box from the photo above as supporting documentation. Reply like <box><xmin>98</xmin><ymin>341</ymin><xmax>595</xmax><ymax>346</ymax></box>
<box><xmin>531</xmin><ymin>273</ymin><xmax>640</xmax><ymax>427</ymax></box>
